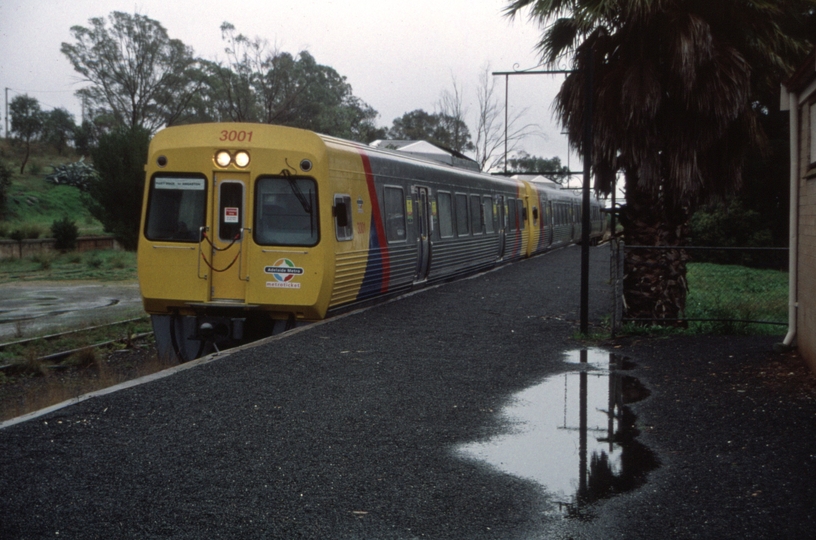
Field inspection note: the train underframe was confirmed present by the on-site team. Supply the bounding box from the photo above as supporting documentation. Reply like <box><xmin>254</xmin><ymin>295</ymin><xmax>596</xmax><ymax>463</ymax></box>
<box><xmin>151</xmin><ymin>310</ymin><xmax>301</xmax><ymax>362</ymax></box>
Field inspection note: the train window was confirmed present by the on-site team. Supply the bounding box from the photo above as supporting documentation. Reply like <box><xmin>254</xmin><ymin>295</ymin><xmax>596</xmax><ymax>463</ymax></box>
<box><xmin>218</xmin><ymin>181</ymin><xmax>244</xmax><ymax>241</ymax></box>
<box><xmin>254</xmin><ymin>176</ymin><xmax>319</xmax><ymax>246</ymax></box>
<box><xmin>483</xmin><ymin>196</ymin><xmax>494</xmax><ymax>233</ymax></box>
<box><xmin>334</xmin><ymin>194</ymin><xmax>353</xmax><ymax>241</ymax></box>
<box><xmin>144</xmin><ymin>175</ymin><xmax>207</xmax><ymax>242</ymax></box>
<box><xmin>518</xmin><ymin>200</ymin><xmax>526</xmax><ymax>230</ymax></box>
<box><xmin>384</xmin><ymin>186</ymin><xmax>406</xmax><ymax>242</ymax></box>
<box><xmin>455</xmin><ymin>193</ymin><xmax>469</xmax><ymax>235</ymax></box>
<box><xmin>470</xmin><ymin>195</ymin><xmax>483</xmax><ymax>234</ymax></box>
<box><xmin>437</xmin><ymin>192</ymin><xmax>454</xmax><ymax>238</ymax></box>
<box><xmin>508</xmin><ymin>199</ymin><xmax>517</xmax><ymax>231</ymax></box>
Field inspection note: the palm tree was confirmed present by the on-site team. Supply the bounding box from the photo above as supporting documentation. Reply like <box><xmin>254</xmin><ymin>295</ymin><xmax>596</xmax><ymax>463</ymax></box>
<box><xmin>505</xmin><ymin>0</ymin><xmax>813</xmax><ymax>322</ymax></box>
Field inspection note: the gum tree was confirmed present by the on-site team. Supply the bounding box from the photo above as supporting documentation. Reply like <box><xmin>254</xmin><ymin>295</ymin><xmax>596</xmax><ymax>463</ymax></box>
<box><xmin>9</xmin><ymin>94</ymin><xmax>44</xmax><ymax>174</ymax></box>
<box><xmin>201</xmin><ymin>23</ymin><xmax>383</xmax><ymax>142</ymax></box>
<box><xmin>61</xmin><ymin>11</ymin><xmax>202</xmax><ymax>133</ymax></box>
<box><xmin>42</xmin><ymin>108</ymin><xmax>77</xmax><ymax>155</ymax></box>
<box><xmin>387</xmin><ymin>109</ymin><xmax>474</xmax><ymax>153</ymax></box>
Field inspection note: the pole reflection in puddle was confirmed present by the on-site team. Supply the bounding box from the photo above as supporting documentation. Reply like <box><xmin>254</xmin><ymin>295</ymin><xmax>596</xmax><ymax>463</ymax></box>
<box><xmin>457</xmin><ymin>348</ymin><xmax>658</xmax><ymax>518</ymax></box>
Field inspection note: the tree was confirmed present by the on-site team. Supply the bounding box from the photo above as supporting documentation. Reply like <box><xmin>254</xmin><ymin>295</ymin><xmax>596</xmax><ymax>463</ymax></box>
<box><xmin>73</xmin><ymin>119</ymin><xmax>100</xmax><ymax>156</ymax></box>
<box><xmin>388</xmin><ymin>109</ymin><xmax>473</xmax><ymax>153</ymax></box>
<box><xmin>0</xmin><ymin>160</ymin><xmax>13</xmax><ymax>220</ymax></box>
<box><xmin>507</xmin><ymin>151</ymin><xmax>571</xmax><ymax>183</ymax></box>
<box><xmin>61</xmin><ymin>11</ymin><xmax>202</xmax><ymax>133</ymax></box>
<box><xmin>200</xmin><ymin>23</ymin><xmax>383</xmax><ymax>142</ymax></box>
<box><xmin>689</xmin><ymin>199</ymin><xmax>774</xmax><ymax>267</ymax></box>
<box><xmin>9</xmin><ymin>94</ymin><xmax>44</xmax><ymax>174</ymax></box>
<box><xmin>506</xmin><ymin>0</ymin><xmax>813</xmax><ymax>322</ymax></box>
<box><xmin>286</xmin><ymin>51</ymin><xmax>382</xmax><ymax>141</ymax></box>
<box><xmin>86</xmin><ymin>127</ymin><xmax>150</xmax><ymax>250</ymax></box>
<box><xmin>437</xmin><ymin>77</ymin><xmax>475</xmax><ymax>153</ymax></box>
<box><xmin>41</xmin><ymin>108</ymin><xmax>76</xmax><ymax>155</ymax></box>
<box><xmin>473</xmin><ymin>63</ymin><xmax>538</xmax><ymax>171</ymax></box>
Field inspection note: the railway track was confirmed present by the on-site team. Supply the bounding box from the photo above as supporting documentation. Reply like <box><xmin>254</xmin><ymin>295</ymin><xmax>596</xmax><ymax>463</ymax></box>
<box><xmin>0</xmin><ymin>317</ymin><xmax>153</xmax><ymax>369</ymax></box>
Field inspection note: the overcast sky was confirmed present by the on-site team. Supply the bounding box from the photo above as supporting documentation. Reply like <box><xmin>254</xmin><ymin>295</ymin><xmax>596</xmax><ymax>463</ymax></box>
<box><xmin>0</xmin><ymin>0</ymin><xmax>579</xmax><ymax>165</ymax></box>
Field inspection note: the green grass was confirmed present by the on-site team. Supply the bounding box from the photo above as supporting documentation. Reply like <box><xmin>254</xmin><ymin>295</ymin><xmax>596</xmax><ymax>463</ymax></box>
<box><xmin>617</xmin><ymin>261</ymin><xmax>789</xmax><ymax>337</ymax></box>
<box><xmin>684</xmin><ymin>262</ymin><xmax>788</xmax><ymax>334</ymax></box>
<box><xmin>0</xmin><ymin>140</ymin><xmax>105</xmax><ymax>236</ymax></box>
<box><xmin>0</xmin><ymin>250</ymin><xmax>137</xmax><ymax>283</ymax></box>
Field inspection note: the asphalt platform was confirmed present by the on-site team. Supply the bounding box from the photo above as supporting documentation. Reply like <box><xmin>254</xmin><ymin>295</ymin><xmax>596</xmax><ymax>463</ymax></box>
<box><xmin>2</xmin><ymin>245</ymin><xmax>815</xmax><ymax>539</ymax></box>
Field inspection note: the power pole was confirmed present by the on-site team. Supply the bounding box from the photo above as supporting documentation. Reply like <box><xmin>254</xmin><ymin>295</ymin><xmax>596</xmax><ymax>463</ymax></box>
<box><xmin>4</xmin><ymin>88</ymin><xmax>9</xmax><ymax>140</ymax></box>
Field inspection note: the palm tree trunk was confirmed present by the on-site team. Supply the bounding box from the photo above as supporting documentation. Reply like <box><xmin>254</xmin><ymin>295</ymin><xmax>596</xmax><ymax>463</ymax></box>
<box><xmin>620</xmin><ymin>177</ymin><xmax>690</xmax><ymax>324</ymax></box>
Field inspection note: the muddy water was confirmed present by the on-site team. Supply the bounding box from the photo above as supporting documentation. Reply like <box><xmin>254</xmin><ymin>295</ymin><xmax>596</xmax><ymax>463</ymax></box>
<box><xmin>0</xmin><ymin>281</ymin><xmax>144</xmax><ymax>341</ymax></box>
<box><xmin>458</xmin><ymin>348</ymin><xmax>657</xmax><ymax>517</ymax></box>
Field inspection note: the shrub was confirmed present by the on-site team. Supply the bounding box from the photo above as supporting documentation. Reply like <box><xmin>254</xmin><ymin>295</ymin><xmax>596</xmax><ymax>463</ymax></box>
<box><xmin>64</xmin><ymin>348</ymin><xmax>101</xmax><ymax>369</ymax></box>
<box><xmin>11</xmin><ymin>224</ymin><xmax>43</xmax><ymax>240</ymax></box>
<box><xmin>86</xmin><ymin>252</ymin><xmax>103</xmax><ymax>268</ymax></box>
<box><xmin>30</xmin><ymin>253</ymin><xmax>54</xmax><ymax>270</ymax></box>
<box><xmin>51</xmin><ymin>216</ymin><xmax>79</xmax><ymax>251</ymax></box>
<box><xmin>109</xmin><ymin>253</ymin><xmax>128</xmax><ymax>269</ymax></box>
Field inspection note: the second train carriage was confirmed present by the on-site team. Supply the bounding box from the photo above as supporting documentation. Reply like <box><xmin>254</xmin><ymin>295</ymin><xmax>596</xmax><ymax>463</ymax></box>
<box><xmin>137</xmin><ymin>123</ymin><xmax>606</xmax><ymax>360</ymax></box>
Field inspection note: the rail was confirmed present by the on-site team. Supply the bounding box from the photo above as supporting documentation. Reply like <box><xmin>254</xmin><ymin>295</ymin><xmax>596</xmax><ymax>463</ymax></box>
<box><xmin>0</xmin><ymin>317</ymin><xmax>152</xmax><ymax>369</ymax></box>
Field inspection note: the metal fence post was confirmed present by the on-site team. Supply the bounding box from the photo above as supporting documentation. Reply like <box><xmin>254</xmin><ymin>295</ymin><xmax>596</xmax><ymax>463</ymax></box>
<box><xmin>610</xmin><ymin>238</ymin><xmax>624</xmax><ymax>336</ymax></box>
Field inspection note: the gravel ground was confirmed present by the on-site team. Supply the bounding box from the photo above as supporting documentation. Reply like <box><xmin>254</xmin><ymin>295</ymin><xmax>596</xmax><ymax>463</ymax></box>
<box><xmin>1</xmin><ymin>245</ymin><xmax>814</xmax><ymax>539</ymax></box>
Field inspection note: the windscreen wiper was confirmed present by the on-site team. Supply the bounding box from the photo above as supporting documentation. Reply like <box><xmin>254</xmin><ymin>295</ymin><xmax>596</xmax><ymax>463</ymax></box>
<box><xmin>280</xmin><ymin>169</ymin><xmax>312</xmax><ymax>214</ymax></box>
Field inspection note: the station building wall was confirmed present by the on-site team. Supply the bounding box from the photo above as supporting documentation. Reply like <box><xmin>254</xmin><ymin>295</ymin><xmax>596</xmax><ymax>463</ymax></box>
<box><xmin>783</xmin><ymin>51</ymin><xmax>816</xmax><ymax>373</ymax></box>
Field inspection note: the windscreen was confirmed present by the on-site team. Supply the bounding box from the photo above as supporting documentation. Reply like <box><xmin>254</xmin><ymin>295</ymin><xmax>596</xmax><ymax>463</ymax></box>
<box><xmin>254</xmin><ymin>176</ymin><xmax>319</xmax><ymax>246</ymax></box>
<box><xmin>144</xmin><ymin>176</ymin><xmax>207</xmax><ymax>242</ymax></box>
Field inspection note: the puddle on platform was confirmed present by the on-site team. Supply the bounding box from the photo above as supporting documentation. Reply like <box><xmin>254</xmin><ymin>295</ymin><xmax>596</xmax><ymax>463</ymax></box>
<box><xmin>458</xmin><ymin>348</ymin><xmax>658</xmax><ymax>518</ymax></box>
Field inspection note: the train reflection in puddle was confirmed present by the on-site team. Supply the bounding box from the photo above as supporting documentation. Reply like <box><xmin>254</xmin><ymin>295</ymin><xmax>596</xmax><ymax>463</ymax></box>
<box><xmin>457</xmin><ymin>348</ymin><xmax>658</xmax><ymax>518</ymax></box>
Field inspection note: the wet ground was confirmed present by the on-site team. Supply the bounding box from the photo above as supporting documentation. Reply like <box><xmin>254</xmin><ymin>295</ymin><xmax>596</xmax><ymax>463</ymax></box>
<box><xmin>0</xmin><ymin>281</ymin><xmax>143</xmax><ymax>340</ymax></box>
<box><xmin>1</xmin><ymin>246</ymin><xmax>815</xmax><ymax>539</ymax></box>
<box><xmin>457</xmin><ymin>348</ymin><xmax>657</xmax><ymax>520</ymax></box>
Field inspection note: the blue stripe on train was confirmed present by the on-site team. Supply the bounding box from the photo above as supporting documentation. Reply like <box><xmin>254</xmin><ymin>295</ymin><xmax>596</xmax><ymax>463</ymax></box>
<box><xmin>357</xmin><ymin>221</ymin><xmax>386</xmax><ymax>299</ymax></box>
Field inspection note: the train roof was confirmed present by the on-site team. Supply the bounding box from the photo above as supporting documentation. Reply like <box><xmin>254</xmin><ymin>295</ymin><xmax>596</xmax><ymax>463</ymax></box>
<box><xmin>369</xmin><ymin>139</ymin><xmax>480</xmax><ymax>171</ymax></box>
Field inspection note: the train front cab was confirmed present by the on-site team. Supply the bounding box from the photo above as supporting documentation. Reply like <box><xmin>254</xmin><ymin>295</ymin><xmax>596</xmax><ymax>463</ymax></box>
<box><xmin>138</xmin><ymin>124</ymin><xmax>336</xmax><ymax>360</ymax></box>
<box><xmin>521</xmin><ymin>180</ymin><xmax>557</xmax><ymax>256</ymax></box>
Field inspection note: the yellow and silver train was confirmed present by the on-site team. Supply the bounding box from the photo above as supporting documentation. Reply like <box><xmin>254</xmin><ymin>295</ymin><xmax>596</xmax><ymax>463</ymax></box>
<box><xmin>137</xmin><ymin>123</ymin><xmax>606</xmax><ymax>360</ymax></box>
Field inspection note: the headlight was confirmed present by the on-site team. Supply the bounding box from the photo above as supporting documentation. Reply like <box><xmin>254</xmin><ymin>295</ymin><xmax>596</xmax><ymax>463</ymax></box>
<box><xmin>234</xmin><ymin>151</ymin><xmax>250</xmax><ymax>168</ymax></box>
<box><xmin>215</xmin><ymin>150</ymin><xmax>232</xmax><ymax>168</ymax></box>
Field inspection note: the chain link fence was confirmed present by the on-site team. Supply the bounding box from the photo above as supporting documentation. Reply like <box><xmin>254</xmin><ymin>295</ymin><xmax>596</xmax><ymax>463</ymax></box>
<box><xmin>611</xmin><ymin>240</ymin><xmax>789</xmax><ymax>334</ymax></box>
